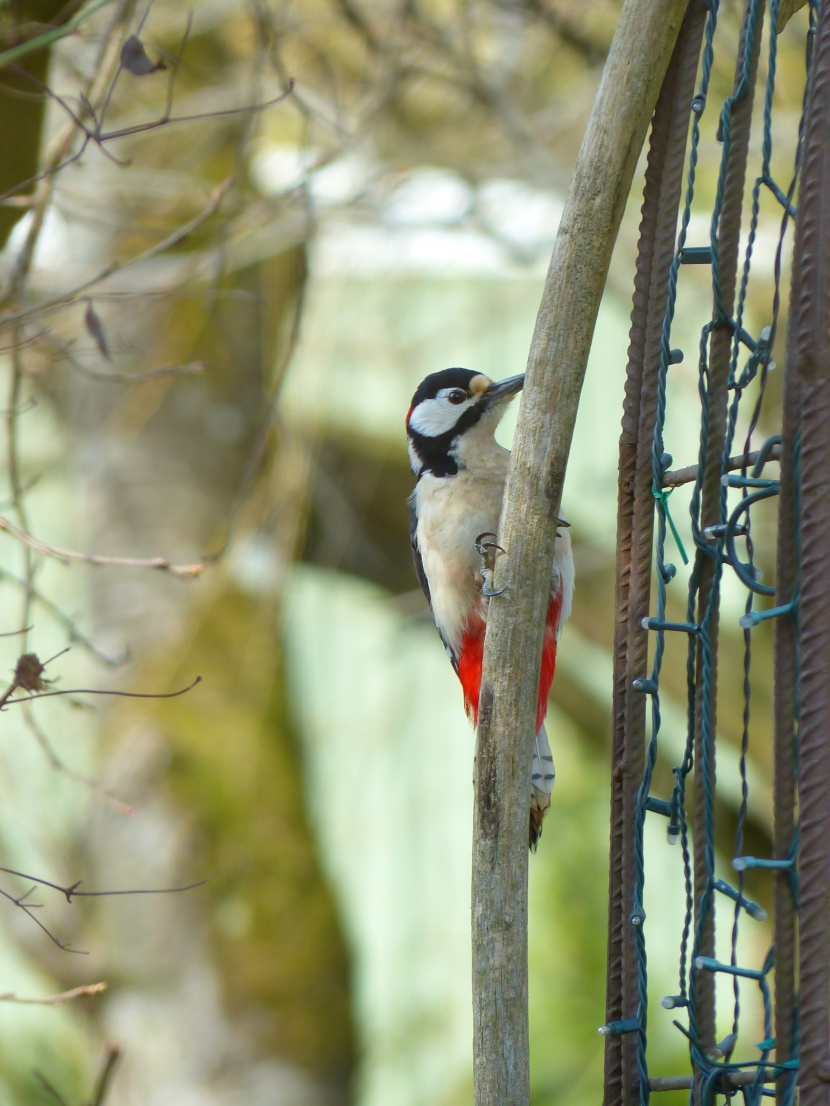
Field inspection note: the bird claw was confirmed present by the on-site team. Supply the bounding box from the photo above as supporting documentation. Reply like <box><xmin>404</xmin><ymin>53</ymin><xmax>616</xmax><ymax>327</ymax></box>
<box><xmin>475</xmin><ymin>532</ymin><xmax>508</xmax><ymax>596</ymax></box>
<box><xmin>482</xmin><ymin>580</ymin><xmax>508</xmax><ymax>597</ymax></box>
<box><xmin>474</xmin><ymin>532</ymin><xmax>503</xmax><ymax>557</ymax></box>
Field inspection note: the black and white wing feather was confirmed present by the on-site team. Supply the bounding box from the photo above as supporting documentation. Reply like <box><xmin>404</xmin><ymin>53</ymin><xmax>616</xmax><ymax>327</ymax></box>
<box><xmin>409</xmin><ymin>495</ymin><xmax>431</xmax><ymax>607</ymax></box>
<box><xmin>410</xmin><ymin>493</ymin><xmax>462</xmax><ymax>673</ymax></box>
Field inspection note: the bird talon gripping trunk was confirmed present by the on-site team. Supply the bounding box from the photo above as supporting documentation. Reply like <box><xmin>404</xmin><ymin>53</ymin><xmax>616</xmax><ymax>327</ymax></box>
<box><xmin>406</xmin><ymin>367</ymin><xmax>574</xmax><ymax>849</ymax></box>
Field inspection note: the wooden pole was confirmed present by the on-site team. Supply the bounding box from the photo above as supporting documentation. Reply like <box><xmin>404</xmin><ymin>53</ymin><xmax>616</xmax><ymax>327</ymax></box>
<box><xmin>471</xmin><ymin>1</ymin><xmax>688</xmax><ymax>1104</ymax></box>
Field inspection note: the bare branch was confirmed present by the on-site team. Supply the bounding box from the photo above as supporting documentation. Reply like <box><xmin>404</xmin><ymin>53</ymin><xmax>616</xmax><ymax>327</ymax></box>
<box><xmin>0</xmin><ymin>883</ymin><xmax>85</xmax><ymax>954</ymax></box>
<box><xmin>95</xmin><ymin>4</ymin><xmax>189</xmax><ymax>142</ymax></box>
<box><xmin>20</xmin><ymin>706</ymin><xmax>136</xmax><ymax>815</ymax></box>
<box><xmin>4</xmin><ymin>674</ymin><xmax>202</xmax><ymax>707</ymax></box>
<box><xmin>0</xmin><ymin>981</ymin><xmax>107</xmax><ymax>1005</ymax></box>
<box><xmin>662</xmin><ymin>444</ymin><xmax>782</xmax><ymax>488</ymax></box>
<box><xmin>58</xmin><ymin>330</ymin><xmax>207</xmax><ymax>382</ymax></box>
<box><xmin>0</xmin><ymin>178</ymin><xmax>235</xmax><ymax>332</ymax></box>
<box><xmin>35</xmin><ymin>1071</ymin><xmax>70</xmax><ymax>1106</ymax></box>
<box><xmin>0</xmin><ymin>396</ymin><xmax>37</xmax><ymax>417</ymax></box>
<box><xmin>0</xmin><ymin>566</ymin><xmax>127</xmax><ymax>666</ymax></box>
<box><xmin>97</xmin><ymin>82</ymin><xmax>295</xmax><ymax>143</ymax></box>
<box><xmin>0</xmin><ymin>864</ymin><xmax>212</xmax><ymax>953</ymax></box>
<box><xmin>68</xmin><ymin>357</ymin><xmax>207</xmax><ymax>385</ymax></box>
<box><xmin>0</xmin><ymin>866</ymin><xmax>213</xmax><ymax>901</ymax></box>
<box><xmin>90</xmin><ymin>1045</ymin><xmax>120</xmax><ymax>1106</ymax></box>
<box><xmin>0</xmin><ymin>515</ymin><xmax>205</xmax><ymax>576</ymax></box>
<box><xmin>0</xmin><ymin>624</ymin><xmax>32</xmax><ymax>638</ymax></box>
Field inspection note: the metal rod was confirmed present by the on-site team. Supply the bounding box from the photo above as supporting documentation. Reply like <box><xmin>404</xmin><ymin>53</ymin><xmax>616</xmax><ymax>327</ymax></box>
<box><xmin>689</xmin><ymin>1</ymin><xmax>766</xmax><ymax>1077</ymax></box>
<box><xmin>790</xmin><ymin>3</ymin><xmax>830</xmax><ymax>1099</ymax></box>
<box><xmin>605</xmin><ymin>5</ymin><xmax>709</xmax><ymax>1103</ymax></box>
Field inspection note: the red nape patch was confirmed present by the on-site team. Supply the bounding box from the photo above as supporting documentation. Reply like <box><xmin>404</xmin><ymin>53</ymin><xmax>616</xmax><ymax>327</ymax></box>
<box><xmin>405</xmin><ymin>405</ymin><xmax>414</xmax><ymax>428</ymax></box>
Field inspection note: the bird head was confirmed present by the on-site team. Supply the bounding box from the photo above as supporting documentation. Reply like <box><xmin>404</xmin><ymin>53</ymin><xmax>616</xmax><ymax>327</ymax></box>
<box><xmin>406</xmin><ymin>368</ymin><xmax>524</xmax><ymax>476</ymax></box>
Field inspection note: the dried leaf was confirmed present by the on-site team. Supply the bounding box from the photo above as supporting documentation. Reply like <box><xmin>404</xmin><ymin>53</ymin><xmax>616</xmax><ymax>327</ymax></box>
<box><xmin>84</xmin><ymin>302</ymin><xmax>111</xmax><ymax>362</ymax></box>
<box><xmin>13</xmin><ymin>654</ymin><xmax>50</xmax><ymax>694</ymax></box>
<box><xmin>120</xmin><ymin>35</ymin><xmax>166</xmax><ymax>77</ymax></box>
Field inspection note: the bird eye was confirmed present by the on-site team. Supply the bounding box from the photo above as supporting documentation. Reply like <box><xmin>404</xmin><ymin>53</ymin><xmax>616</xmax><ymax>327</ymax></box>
<box><xmin>447</xmin><ymin>390</ymin><xmax>467</xmax><ymax>405</ymax></box>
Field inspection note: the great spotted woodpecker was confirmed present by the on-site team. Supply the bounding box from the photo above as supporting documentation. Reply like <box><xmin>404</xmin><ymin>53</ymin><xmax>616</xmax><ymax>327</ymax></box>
<box><xmin>406</xmin><ymin>367</ymin><xmax>574</xmax><ymax>849</ymax></box>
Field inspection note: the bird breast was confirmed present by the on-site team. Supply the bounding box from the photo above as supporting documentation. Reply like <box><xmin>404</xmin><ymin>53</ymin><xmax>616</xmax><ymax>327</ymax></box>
<box><xmin>415</xmin><ymin>456</ymin><xmax>575</xmax><ymax>658</ymax></box>
<box><xmin>414</xmin><ymin>460</ymin><xmax>508</xmax><ymax>657</ymax></box>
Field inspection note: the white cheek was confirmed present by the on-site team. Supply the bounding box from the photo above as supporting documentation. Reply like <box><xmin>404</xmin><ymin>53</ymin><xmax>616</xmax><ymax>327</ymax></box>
<box><xmin>409</xmin><ymin>397</ymin><xmax>471</xmax><ymax>437</ymax></box>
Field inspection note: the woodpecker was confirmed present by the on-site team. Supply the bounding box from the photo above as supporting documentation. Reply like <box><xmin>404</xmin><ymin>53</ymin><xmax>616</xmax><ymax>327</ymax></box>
<box><xmin>406</xmin><ymin>367</ymin><xmax>574</xmax><ymax>849</ymax></box>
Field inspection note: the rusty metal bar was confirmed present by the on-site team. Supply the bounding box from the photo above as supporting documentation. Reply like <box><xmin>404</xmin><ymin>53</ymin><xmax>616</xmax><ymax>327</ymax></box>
<box><xmin>606</xmin><ymin>4</ymin><xmax>708</xmax><ymax>1104</ymax></box>
<box><xmin>773</xmin><ymin>157</ymin><xmax>801</xmax><ymax>1106</ymax></box>
<box><xmin>789</xmin><ymin>2</ymin><xmax>830</xmax><ymax>1102</ymax></box>
<box><xmin>689</xmin><ymin>0</ymin><xmax>765</xmax><ymax>1079</ymax></box>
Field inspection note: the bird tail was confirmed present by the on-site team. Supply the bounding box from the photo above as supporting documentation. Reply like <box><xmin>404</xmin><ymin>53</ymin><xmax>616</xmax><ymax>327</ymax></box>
<box><xmin>529</xmin><ymin>723</ymin><xmax>555</xmax><ymax>850</ymax></box>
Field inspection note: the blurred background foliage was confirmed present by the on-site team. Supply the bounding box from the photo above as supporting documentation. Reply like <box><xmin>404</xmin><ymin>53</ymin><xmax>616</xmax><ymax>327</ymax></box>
<box><xmin>0</xmin><ymin>0</ymin><xmax>806</xmax><ymax>1102</ymax></box>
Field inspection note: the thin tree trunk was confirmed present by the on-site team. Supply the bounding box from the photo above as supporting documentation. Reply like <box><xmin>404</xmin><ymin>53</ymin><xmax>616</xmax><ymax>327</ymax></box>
<box><xmin>471</xmin><ymin>1</ymin><xmax>688</xmax><ymax>1103</ymax></box>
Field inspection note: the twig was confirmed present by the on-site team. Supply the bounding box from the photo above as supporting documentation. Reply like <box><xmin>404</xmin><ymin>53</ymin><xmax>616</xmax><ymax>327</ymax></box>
<box><xmin>0</xmin><ymin>566</ymin><xmax>127</xmax><ymax>666</ymax></box>
<box><xmin>93</xmin><ymin>0</ymin><xmax>170</xmax><ymax>144</ymax></box>
<box><xmin>4</xmin><ymin>674</ymin><xmax>202</xmax><ymax>707</ymax></box>
<box><xmin>0</xmin><ymin>651</ymin><xmax>133</xmax><ymax>811</ymax></box>
<box><xmin>0</xmin><ymin>982</ymin><xmax>107</xmax><ymax>1005</ymax></box>
<box><xmin>204</xmin><ymin>233</ymin><xmax>309</xmax><ymax>562</ymax></box>
<box><xmin>20</xmin><ymin>705</ymin><xmax>136</xmax><ymax>815</ymax></box>
<box><xmin>48</xmin><ymin>322</ymin><xmax>208</xmax><ymax>383</ymax></box>
<box><xmin>662</xmin><ymin>444</ymin><xmax>782</xmax><ymax>488</ymax></box>
<box><xmin>90</xmin><ymin>1045</ymin><xmax>120</xmax><ymax>1106</ymax></box>
<box><xmin>34</xmin><ymin>1071</ymin><xmax>69</xmax><ymax>1106</ymax></box>
<box><xmin>68</xmin><ymin>357</ymin><xmax>207</xmax><ymax>385</ymax></box>
<box><xmin>5</xmin><ymin>321</ymin><xmax>37</xmax><ymax>650</ymax></box>
<box><xmin>0</xmin><ymin>866</ymin><xmax>213</xmax><ymax>901</ymax></box>
<box><xmin>0</xmin><ymin>648</ymin><xmax>197</xmax><ymax>811</ymax></box>
<box><xmin>96</xmin><ymin>83</ymin><xmax>295</xmax><ymax>144</ymax></box>
<box><xmin>0</xmin><ymin>883</ymin><xmax>84</xmax><ymax>953</ymax></box>
<box><xmin>0</xmin><ymin>4</ymin><xmax>130</xmax><ymax>304</ymax></box>
<box><xmin>0</xmin><ymin>179</ymin><xmax>235</xmax><ymax>332</ymax></box>
<box><xmin>0</xmin><ymin>653</ymin><xmax>195</xmax><ymax>809</ymax></box>
<box><xmin>0</xmin><ymin>515</ymin><xmax>205</xmax><ymax>576</ymax></box>
<box><xmin>0</xmin><ymin>865</ymin><xmax>212</xmax><ymax>953</ymax></box>
<box><xmin>0</xmin><ymin>396</ymin><xmax>37</xmax><ymax>417</ymax></box>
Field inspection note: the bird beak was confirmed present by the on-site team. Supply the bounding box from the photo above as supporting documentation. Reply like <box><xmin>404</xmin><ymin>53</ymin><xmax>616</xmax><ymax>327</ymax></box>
<box><xmin>482</xmin><ymin>373</ymin><xmax>525</xmax><ymax>408</ymax></box>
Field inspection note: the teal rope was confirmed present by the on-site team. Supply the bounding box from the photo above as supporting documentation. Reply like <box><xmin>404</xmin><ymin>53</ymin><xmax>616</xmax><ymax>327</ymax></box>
<box><xmin>652</xmin><ymin>487</ymin><xmax>689</xmax><ymax>565</ymax></box>
<box><xmin>628</xmin><ymin>0</ymin><xmax>810</xmax><ymax>1101</ymax></box>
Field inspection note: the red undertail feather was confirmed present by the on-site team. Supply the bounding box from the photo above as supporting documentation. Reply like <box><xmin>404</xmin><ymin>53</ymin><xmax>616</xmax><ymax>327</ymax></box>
<box><xmin>458</xmin><ymin>590</ymin><xmax>563</xmax><ymax>726</ymax></box>
<box><xmin>537</xmin><ymin>589</ymin><xmax>563</xmax><ymax>731</ymax></box>
<box><xmin>458</xmin><ymin>614</ymin><xmax>486</xmax><ymax>724</ymax></box>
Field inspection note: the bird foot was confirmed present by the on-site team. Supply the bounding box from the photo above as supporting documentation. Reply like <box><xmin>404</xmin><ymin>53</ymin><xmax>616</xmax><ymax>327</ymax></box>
<box><xmin>475</xmin><ymin>532</ymin><xmax>508</xmax><ymax>596</ymax></box>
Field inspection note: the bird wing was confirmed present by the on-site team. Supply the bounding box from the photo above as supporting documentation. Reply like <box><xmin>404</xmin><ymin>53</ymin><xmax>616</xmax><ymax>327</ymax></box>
<box><xmin>410</xmin><ymin>492</ymin><xmax>462</xmax><ymax>674</ymax></box>
<box><xmin>409</xmin><ymin>494</ymin><xmax>432</xmax><ymax>608</ymax></box>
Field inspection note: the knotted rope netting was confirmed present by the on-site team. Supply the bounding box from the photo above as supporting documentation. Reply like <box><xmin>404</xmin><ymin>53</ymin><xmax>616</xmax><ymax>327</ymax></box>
<box><xmin>604</xmin><ymin>0</ymin><xmax>830</xmax><ymax>1102</ymax></box>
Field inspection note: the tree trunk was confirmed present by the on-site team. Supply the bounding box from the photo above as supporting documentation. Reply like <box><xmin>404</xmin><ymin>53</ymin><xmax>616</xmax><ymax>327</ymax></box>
<box><xmin>471</xmin><ymin>1</ymin><xmax>689</xmax><ymax>1103</ymax></box>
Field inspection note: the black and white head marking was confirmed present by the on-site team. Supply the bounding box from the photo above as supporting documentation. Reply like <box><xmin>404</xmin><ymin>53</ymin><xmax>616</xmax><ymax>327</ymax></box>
<box><xmin>406</xmin><ymin>367</ymin><xmax>524</xmax><ymax>477</ymax></box>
